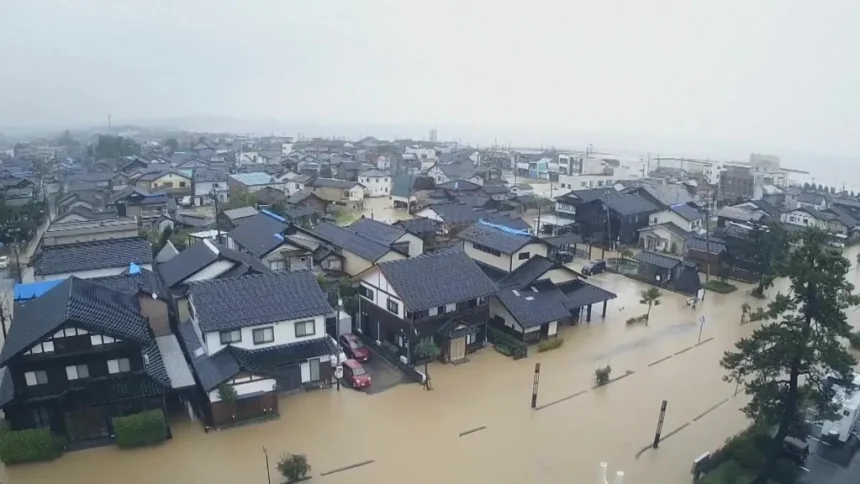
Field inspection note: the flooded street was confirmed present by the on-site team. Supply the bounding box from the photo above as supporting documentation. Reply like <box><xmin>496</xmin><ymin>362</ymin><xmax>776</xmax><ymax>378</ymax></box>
<box><xmin>4</xmin><ymin>247</ymin><xmax>860</xmax><ymax>483</ymax></box>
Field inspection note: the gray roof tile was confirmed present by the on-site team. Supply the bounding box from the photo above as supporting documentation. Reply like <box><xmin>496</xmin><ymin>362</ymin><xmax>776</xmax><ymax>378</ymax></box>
<box><xmin>458</xmin><ymin>220</ymin><xmax>535</xmax><ymax>254</ymax></box>
<box><xmin>348</xmin><ymin>218</ymin><xmax>407</xmax><ymax>246</ymax></box>
<box><xmin>34</xmin><ymin>237</ymin><xmax>152</xmax><ymax>276</ymax></box>
<box><xmin>226</xmin><ymin>212</ymin><xmax>288</xmax><ymax>258</ymax></box>
<box><xmin>158</xmin><ymin>240</ymin><xmax>271</xmax><ymax>288</ymax></box>
<box><xmin>394</xmin><ymin>217</ymin><xmax>440</xmax><ymax>236</ymax></box>
<box><xmin>377</xmin><ymin>248</ymin><xmax>497</xmax><ymax>312</ymax></box>
<box><xmin>497</xmin><ymin>280</ymin><xmax>572</xmax><ymax>328</ymax></box>
<box><xmin>310</xmin><ymin>222</ymin><xmax>392</xmax><ymax>261</ymax></box>
<box><xmin>634</xmin><ymin>250</ymin><xmax>683</xmax><ymax>269</ymax></box>
<box><xmin>188</xmin><ymin>272</ymin><xmax>333</xmax><ymax>332</ymax></box>
<box><xmin>670</xmin><ymin>204</ymin><xmax>703</xmax><ymax>221</ymax></box>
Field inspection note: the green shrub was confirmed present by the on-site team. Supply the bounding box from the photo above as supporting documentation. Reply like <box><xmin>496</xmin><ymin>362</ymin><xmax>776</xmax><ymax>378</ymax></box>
<box><xmin>0</xmin><ymin>428</ymin><xmax>62</xmax><ymax>464</ymax></box>
<box><xmin>625</xmin><ymin>314</ymin><xmax>649</xmax><ymax>325</ymax></box>
<box><xmin>698</xmin><ymin>461</ymin><xmax>750</xmax><ymax>484</ymax></box>
<box><xmin>112</xmin><ymin>409</ymin><xmax>167</xmax><ymax>448</ymax></box>
<box><xmin>487</xmin><ymin>327</ymin><xmax>528</xmax><ymax>358</ymax></box>
<box><xmin>537</xmin><ymin>338</ymin><xmax>563</xmax><ymax>352</ymax></box>
<box><xmin>277</xmin><ymin>453</ymin><xmax>311</xmax><ymax>483</ymax></box>
<box><xmin>849</xmin><ymin>331</ymin><xmax>860</xmax><ymax>349</ymax></box>
<box><xmin>705</xmin><ymin>280</ymin><xmax>738</xmax><ymax>294</ymax></box>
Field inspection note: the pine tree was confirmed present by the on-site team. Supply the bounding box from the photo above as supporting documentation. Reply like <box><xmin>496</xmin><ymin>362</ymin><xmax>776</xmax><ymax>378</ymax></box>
<box><xmin>746</xmin><ymin>222</ymin><xmax>789</xmax><ymax>298</ymax></box>
<box><xmin>722</xmin><ymin>229</ymin><xmax>859</xmax><ymax>484</ymax></box>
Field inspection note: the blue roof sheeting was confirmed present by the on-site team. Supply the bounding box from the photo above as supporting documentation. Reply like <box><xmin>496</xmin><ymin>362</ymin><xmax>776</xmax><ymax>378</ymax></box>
<box><xmin>14</xmin><ymin>280</ymin><xmax>64</xmax><ymax>301</ymax></box>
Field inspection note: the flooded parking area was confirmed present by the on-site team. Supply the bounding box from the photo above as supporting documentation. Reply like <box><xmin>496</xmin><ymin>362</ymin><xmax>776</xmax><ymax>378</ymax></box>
<box><xmin>5</xmin><ymin>248</ymin><xmax>860</xmax><ymax>484</ymax></box>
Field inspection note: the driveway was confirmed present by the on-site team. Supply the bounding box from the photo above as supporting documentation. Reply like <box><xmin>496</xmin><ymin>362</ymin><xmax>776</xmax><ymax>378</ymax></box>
<box><xmin>354</xmin><ymin>350</ymin><xmax>410</xmax><ymax>395</ymax></box>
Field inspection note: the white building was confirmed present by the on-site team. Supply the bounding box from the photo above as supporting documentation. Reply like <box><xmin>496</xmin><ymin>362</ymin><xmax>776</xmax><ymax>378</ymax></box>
<box><xmin>358</xmin><ymin>170</ymin><xmax>392</xmax><ymax>197</ymax></box>
<box><xmin>404</xmin><ymin>145</ymin><xmax>436</xmax><ymax>161</ymax></box>
<box><xmin>193</xmin><ymin>168</ymin><xmax>229</xmax><ymax>205</ymax></box>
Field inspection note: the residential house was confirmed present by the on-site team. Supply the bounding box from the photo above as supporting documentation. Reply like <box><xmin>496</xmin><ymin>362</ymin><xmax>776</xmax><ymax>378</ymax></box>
<box><xmin>56</xmin><ymin>190</ymin><xmax>108</xmax><ymax>215</ymax></box>
<box><xmin>33</xmin><ymin>238</ymin><xmax>153</xmax><ymax>281</ymax></box>
<box><xmin>510</xmin><ymin>183</ymin><xmax>534</xmax><ymax>197</ymax></box>
<box><xmin>415</xmin><ymin>203</ymin><xmax>530</xmax><ymax>237</ymax></box>
<box><xmin>633</xmin><ymin>250</ymin><xmax>702</xmax><ymax>296</ymax></box>
<box><xmin>480</xmin><ymin>184</ymin><xmax>510</xmax><ymax>202</ymax></box>
<box><xmin>42</xmin><ymin>217</ymin><xmax>139</xmax><ymax>247</ymax></box>
<box><xmin>254</xmin><ymin>187</ymin><xmax>288</xmax><ymax>208</ymax></box>
<box><xmin>730</xmin><ymin>200</ymin><xmax>782</xmax><ymax>222</ymax></box>
<box><xmin>796</xmin><ymin>192</ymin><xmax>828</xmax><ymax>211</ymax></box>
<box><xmin>0</xmin><ymin>276</ymin><xmax>194</xmax><ymax>445</ymax></box>
<box><xmin>623</xmin><ymin>183</ymin><xmax>697</xmax><ymax>210</ymax></box>
<box><xmin>228</xmin><ymin>173</ymin><xmax>286</xmax><ymax>199</ymax></box>
<box><xmin>135</xmin><ymin>170</ymin><xmax>193</xmax><ymax>197</ymax></box>
<box><xmin>719</xmin><ymin>166</ymin><xmax>756</xmax><ymax>203</ymax></box>
<box><xmin>336</xmin><ymin>161</ymin><xmax>366</xmax><ymax>181</ymax></box>
<box><xmin>348</xmin><ymin>217</ymin><xmax>424</xmax><ymax>257</ymax></box>
<box><xmin>222</xmin><ymin>206</ymin><xmax>259</xmax><ymax>227</ymax></box>
<box><xmin>226</xmin><ymin>211</ymin><xmax>313</xmax><ymax>272</ymax></box>
<box><xmin>192</xmin><ymin>168</ymin><xmax>229</xmax><ymax>206</ymax></box>
<box><xmin>110</xmin><ymin>187</ymin><xmax>170</xmax><ymax>230</ymax></box>
<box><xmin>286</xmin><ymin>189</ymin><xmax>328</xmax><ymax>214</ymax></box>
<box><xmin>684</xmin><ymin>234</ymin><xmax>728</xmax><ymax>276</ymax></box>
<box><xmin>178</xmin><ymin>272</ymin><xmax>337</xmax><ymax>427</ymax></box>
<box><xmin>638</xmin><ymin>222</ymin><xmax>692</xmax><ymax>255</ymax></box>
<box><xmin>491</xmin><ymin>261</ymin><xmax>616</xmax><ymax>343</ymax></box>
<box><xmin>553</xmin><ymin>188</ymin><xmax>614</xmax><ymax>220</ymax></box>
<box><xmin>390</xmin><ymin>174</ymin><xmax>433</xmax><ymax>211</ymax></box>
<box><xmin>716</xmin><ymin>205</ymin><xmax>766</xmax><ymax>227</ymax></box>
<box><xmin>309</xmin><ymin>178</ymin><xmax>365</xmax><ymax>210</ymax></box>
<box><xmin>574</xmin><ymin>192</ymin><xmax>659</xmax><ymax>246</ymax></box>
<box><xmin>62</xmin><ymin>172</ymin><xmax>113</xmax><ymax>193</ymax></box>
<box><xmin>51</xmin><ymin>206</ymin><xmax>116</xmax><ymax>225</ymax></box>
<box><xmin>282</xmin><ymin>174</ymin><xmax>313</xmax><ymax>196</ymax></box>
<box><xmin>357</xmin><ymin>249</ymin><xmax>497</xmax><ymax>364</ymax></box>
<box><xmin>306</xmin><ymin>222</ymin><xmax>407</xmax><ymax>276</ymax></box>
<box><xmin>394</xmin><ymin>217</ymin><xmax>442</xmax><ymax>252</ymax></box>
<box><xmin>780</xmin><ymin>207</ymin><xmax>830</xmax><ymax>231</ymax></box>
<box><xmin>458</xmin><ymin>221</ymin><xmax>549</xmax><ymax>275</ymax></box>
<box><xmin>358</xmin><ymin>170</ymin><xmax>391</xmax><ymax>197</ymax></box>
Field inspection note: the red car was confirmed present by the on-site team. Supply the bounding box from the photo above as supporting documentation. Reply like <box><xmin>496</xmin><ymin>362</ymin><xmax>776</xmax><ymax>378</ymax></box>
<box><xmin>339</xmin><ymin>333</ymin><xmax>371</xmax><ymax>362</ymax></box>
<box><xmin>343</xmin><ymin>359</ymin><xmax>371</xmax><ymax>389</ymax></box>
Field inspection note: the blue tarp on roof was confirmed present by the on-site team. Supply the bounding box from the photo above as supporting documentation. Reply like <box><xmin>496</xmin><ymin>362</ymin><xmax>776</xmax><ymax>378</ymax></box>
<box><xmin>14</xmin><ymin>280</ymin><xmax>63</xmax><ymax>301</ymax></box>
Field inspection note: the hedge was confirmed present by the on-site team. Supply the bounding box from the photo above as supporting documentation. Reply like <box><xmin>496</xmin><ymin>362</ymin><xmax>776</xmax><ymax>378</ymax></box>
<box><xmin>113</xmin><ymin>409</ymin><xmax>167</xmax><ymax>448</ymax></box>
<box><xmin>537</xmin><ymin>338</ymin><xmax>564</xmax><ymax>352</ymax></box>
<box><xmin>0</xmin><ymin>428</ymin><xmax>62</xmax><ymax>464</ymax></box>
<box><xmin>704</xmin><ymin>280</ymin><xmax>738</xmax><ymax>294</ymax></box>
<box><xmin>487</xmin><ymin>327</ymin><xmax>528</xmax><ymax>359</ymax></box>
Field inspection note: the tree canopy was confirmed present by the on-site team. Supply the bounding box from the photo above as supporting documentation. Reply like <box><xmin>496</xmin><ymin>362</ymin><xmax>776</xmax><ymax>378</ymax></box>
<box><xmin>91</xmin><ymin>135</ymin><xmax>141</xmax><ymax>160</ymax></box>
<box><xmin>745</xmin><ymin>222</ymin><xmax>789</xmax><ymax>298</ymax></box>
<box><xmin>722</xmin><ymin>229</ymin><xmax>859</xmax><ymax>484</ymax></box>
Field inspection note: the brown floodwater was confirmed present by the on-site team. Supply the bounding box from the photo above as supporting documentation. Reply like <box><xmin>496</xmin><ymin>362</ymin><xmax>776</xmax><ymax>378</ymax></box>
<box><xmin>4</xmin><ymin>247</ymin><xmax>860</xmax><ymax>484</ymax></box>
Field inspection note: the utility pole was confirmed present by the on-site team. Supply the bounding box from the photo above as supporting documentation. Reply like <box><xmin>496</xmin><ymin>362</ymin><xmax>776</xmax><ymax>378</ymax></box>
<box><xmin>704</xmin><ymin>191</ymin><xmax>715</xmax><ymax>284</ymax></box>
<box><xmin>602</xmin><ymin>191</ymin><xmax>611</xmax><ymax>259</ymax></box>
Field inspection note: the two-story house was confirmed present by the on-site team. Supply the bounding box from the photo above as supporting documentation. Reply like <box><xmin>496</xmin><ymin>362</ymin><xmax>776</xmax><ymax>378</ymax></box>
<box><xmin>178</xmin><ymin>272</ymin><xmax>336</xmax><ymax>428</ymax></box>
<box><xmin>309</xmin><ymin>178</ymin><xmax>365</xmax><ymax>210</ymax></box>
<box><xmin>110</xmin><ymin>187</ymin><xmax>170</xmax><ymax>230</ymax></box>
<box><xmin>0</xmin><ymin>277</ymin><xmax>192</xmax><ymax>445</ymax></box>
<box><xmin>348</xmin><ymin>217</ymin><xmax>424</xmax><ymax>257</ymax></box>
<box><xmin>457</xmin><ymin>220</ymin><xmax>550</xmax><ymax>279</ymax></box>
<box><xmin>358</xmin><ymin>170</ymin><xmax>391</xmax><ymax>197</ymax></box>
<box><xmin>305</xmin><ymin>222</ymin><xmax>407</xmax><ymax>276</ymax></box>
<box><xmin>135</xmin><ymin>170</ymin><xmax>193</xmax><ymax>197</ymax></box>
<box><xmin>357</xmin><ymin>249</ymin><xmax>497</xmax><ymax>364</ymax></box>
<box><xmin>780</xmin><ymin>206</ymin><xmax>830</xmax><ymax>231</ymax></box>
<box><xmin>33</xmin><ymin>237</ymin><xmax>153</xmax><ymax>281</ymax></box>
<box><xmin>225</xmin><ymin>211</ymin><xmax>314</xmax><ymax>272</ymax></box>
<box><xmin>637</xmin><ymin>203</ymin><xmax>704</xmax><ymax>256</ymax></box>
<box><xmin>575</xmin><ymin>192</ymin><xmax>659</xmax><ymax>246</ymax></box>
<box><xmin>192</xmin><ymin>168</ymin><xmax>229</xmax><ymax>206</ymax></box>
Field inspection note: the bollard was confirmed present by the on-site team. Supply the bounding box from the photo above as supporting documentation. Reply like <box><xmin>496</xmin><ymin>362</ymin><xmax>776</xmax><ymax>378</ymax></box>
<box><xmin>531</xmin><ymin>363</ymin><xmax>541</xmax><ymax>409</ymax></box>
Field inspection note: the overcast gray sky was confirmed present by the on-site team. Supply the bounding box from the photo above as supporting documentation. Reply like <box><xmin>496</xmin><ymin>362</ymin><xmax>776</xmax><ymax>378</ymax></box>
<box><xmin>2</xmin><ymin>0</ymin><xmax>859</xmax><ymax>155</ymax></box>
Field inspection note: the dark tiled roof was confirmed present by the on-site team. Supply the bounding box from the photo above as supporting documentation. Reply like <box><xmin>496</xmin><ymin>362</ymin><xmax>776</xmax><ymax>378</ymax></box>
<box><xmin>90</xmin><ymin>268</ymin><xmax>165</xmax><ymax>297</ymax></box>
<box><xmin>555</xmin><ymin>188</ymin><xmax>613</xmax><ymax>204</ymax></box>
<box><xmin>158</xmin><ymin>240</ymin><xmax>271</xmax><ymax>288</ymax></box>
<box><xmin>634</xmin><ymin>250</ymin><xmax>683</xmax><ymax>269</ymax></box>
<box><xmin>640</xmin><ymin>222</ymin><xmax>692</xmax><ymax>239</ymax></box>
<box><xmin>179</xmin><ymin>321</ymin><xmax>238</xmax><ymax>391</ymax></box>
<box><xmin>686</xmin><ymin>235</ymin><xmax>727</xmax><ymax>254</ymax></box>
<box><xmin>223</xmin><ymin>206</ymin><xmax>259</xmax><ymax>221</ymax></box>
<box><xmin>498</xmin><ymin>255</ymin><xmax>556</xmax><ymax>289</ymax></box>
<box><xmin>473</xmin><ymin>260</ymin><xmax>509</xmax><ymax>284</ymax></box>
<box><xmin>458</xmin><ymin>220</ymin><xmax>535</xmax><ymax>254</ymax></box>
<box><xmin>798</xmin><ymin>192</ymin><xmax>825</xmax><ymax>205</ymax></box>
<box><xmin>752</xmin><ymin>199</ymin><xmax>782</xmax><ymax>217</ymax></box>
<box><xmin>425</xmin><ymin>203</ymin><xmax>485</xmax><ymax>225</ymax></box>
<box><xmin>480</xmin><ymin>185</ymin><xmax>510</xmax><ymax>195</ymax></box>
<box><xmin>542</xmin><ymin>233</ymin><xmax>584</xmax><ymax>247</ymax></box>
<box><xmin>556</xmin><ymin>279</ymin><xmax>618</xmax><ymax>309</ymax></box>
<box><xmin>310</xmin><ymin>222</ymin><xmax>392</xmax><ymax>261</ymax></box>
<box><xmin>0</xmin><ymin>369</ymin><xmax>13</xmax><ymax>407</ymax></box>
<box><xmin>193</xmin><ymin>167</ymin><xmax>226</xmax><ymax>182</ymax></box>
<box><xmin>0</xmin><ymin>278</ymin><xmax>150</xmax><ymax>364</ymax></box>
<box><xmin>826</xmin><ymin>205</ymin><xmax>858</xmax><ymax>229</ymax></box>
<box><xmin>34</xmin><ymin>237</ymin><xmax>152</xmax><ymax>276</ymax></box>
<box><xmin>394</xmin><ymin>217</ymin><xmax>440</xmax><ymax>236</ymax></box>
<box><xmin>602</xmin><ymin>192</ymin><xmax>659</xmax><ymax>216</ymax></box>
<box><xmin>454</xmin><ymin>194</ymin><xmax>491</xmax><ymax>208</ymax></box>
<box><xmin>377</xmin><ymin>248</ymin><xmax>497</xmax><ymax>312</ymax></box>
<box><xmin>227</xmin><ymin>212</ymin><xmax>288</xmax><ymax>258</ymax></box>
<box><xmin>56</xmin><ymin>206</ymin><xmax>116</xmax><ymax>222</ymax></box>
<box><xmin>670</xmin><ymin>204</ymin><xmax>703</xmax><ymax>221</ymax></box>
<box><xmin>497</xmin><ymin>280</ymin><xmax>572</xmax><ymax>328</ymax></box>
<box><xmin>188</xmin><ymin>272</ymin><xmax>333</xmax><ymax>332</ymax></box>
<box><xmin>348</xmin><ymin>218</ymin><xmax>407</xmax><ymax>246</ymax></box>
<box><xmin>437</xmin><ymin>180</ymin><xmax>480</xmax><ymax>191</ymax></box>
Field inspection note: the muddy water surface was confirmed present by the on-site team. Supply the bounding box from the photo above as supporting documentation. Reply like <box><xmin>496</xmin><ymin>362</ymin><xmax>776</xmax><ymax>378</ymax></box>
<box><xmin>5</xmin><ymin>247</ymin><xmax>860</xmax><ymax>484</ymax></box>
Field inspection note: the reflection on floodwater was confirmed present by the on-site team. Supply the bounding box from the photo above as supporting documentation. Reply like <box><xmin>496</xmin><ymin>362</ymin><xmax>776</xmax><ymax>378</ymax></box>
<box><xmin>4</xmin><ymin>244</ymin><xmax>860</xmax><ymax>484</ymax></box>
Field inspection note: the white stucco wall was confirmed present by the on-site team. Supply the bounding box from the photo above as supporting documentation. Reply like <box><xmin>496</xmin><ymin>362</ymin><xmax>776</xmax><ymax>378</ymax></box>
<box><xmin>203</xmin><ymin>314</ymin><xmax>327</xmax><ymax>355</ymax></box>
<box><xmin>543</xmin><ymin>267</ymin><xmax>578</xmax><ymax>285</ymax></box>
<box><xmin>511</xmin><ymin>243</ymin><xmax>548</xmax><ymax>271</ymax></box>
<box><xmin>464</xmin><ymin>241</ymin><xmax>513</xmax><ymax>272</ymax></box>
<box><xmin>360</xmin><ymin>268</ymin><xmax>405</xmax><ymax>317</ymax></box>
<box><xmin>651</xmin><ymin>210</ymin><xmax>698</xmax><ymax>232</ymax></box>
<box><xmin>394</xmin><ymin>232</ymin><xmax>424</xmax><ymax>257</ymax></box>
<box><xmin>185</xmin><ymin>260</ymin><xmax>235</xmax><ymax>284</ymax></box>
<box><xmin>489</xmin><ymin>297</ymin><xmax>524</xmax><ymax>333</ymax></box>
<box><xmin>208</xmin><ymin>379</ymin><xmax>276</xmax><ymax>402</ymax></box>
<box><xmin>360</xmin><ymin>176</ymin><xmax>391</xmax><ymax>197</ymax></box>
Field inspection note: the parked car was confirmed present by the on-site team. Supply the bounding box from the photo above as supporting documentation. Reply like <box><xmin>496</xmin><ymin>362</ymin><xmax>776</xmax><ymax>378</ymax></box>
<box><xmin>343</xmin><ymin>359</ymin><xmax>372</xmax><ymax>389</ymax></box>
<box><xmin>582</xmin><ymin>259</ymin><xmax>607</xmax><ymax>275</ymax></box>
<box><xmin>0</xmin><ymin>256</ymin><xmax>9</xmax><ymax>270</ymax></box>
<box><xmin>339</xmin><ymin>333</ymin><xmax>371</xmax><ymax>362</ymax></box>
<box><xmin>554</xmin><ymin>251</ymin><xmax>574</xmax><ymax>264</ymax></box>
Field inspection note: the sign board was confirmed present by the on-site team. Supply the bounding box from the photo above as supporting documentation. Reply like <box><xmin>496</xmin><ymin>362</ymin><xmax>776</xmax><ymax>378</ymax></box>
<box><xmin>335</xmin><ymin>366</ymin><xmax>343</xmax><ymax>379</ymax></box>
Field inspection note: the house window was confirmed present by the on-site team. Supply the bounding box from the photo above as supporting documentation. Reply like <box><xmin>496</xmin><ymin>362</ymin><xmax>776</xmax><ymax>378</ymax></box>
<box><xmin>24</xmin><ymin>371</ymin><xmax>48</xmax><ymax>386</ymax></box>
<box><xmin>65</xmin><ymin>364</ymin><xmax>89</xmax><ymax>380</ymax></box>
<box><xmin>220</xmin><ymin>330</ymin><xmax>242</xmax><ymax>345</ymax></box>
<box><xmin>295</xmin><ymin>183</ymin><xmax>300</xmax><ymax>189</ymax></box>
<box><xmin>437</xmin><ymin>305</ymin><xmax>446</xmax><ymax>315</ymax></box>
<box><xmin>358</xmin><ymin>285</ymin><xmax>374</xmax><ymax>300</ymax></box>
<box><xmin>387</xmin><ymin>299</ymin><xmax>400</xmax><ymax>315</ymax></box>
<box><xmin>472</xmin><ymin>242</ymin><xmax>501</xmax><ymax>257</ymax></box>
<box><xmin>518</xmin><ymin>252</ymin><xmax>530</xmax><ymax>260</ymax></box>
<box><xmin>269</xmin><ymin>260</ymin><xmax>286</xmax><ymax>271</ymax></box>
<box><xmin>91</xmin><ymin>335</ymin><xmax>116</xmax><ymax>345</ymax></box>
<box><xmin>107</xmin><ymin>358</ymin><xmax>131</xmax><ymax>374</ymax></box>
<box><xmin>253</xmin><ymin>327</ymin><xmax>275</xmax><ymax>345</ymax></box>
<box><xmin>179</xmin><ymin>181</ymin><xmax>187</xmax><ymax>188</ymax></box>
<box><xmin>295</xmin><ymin>320</ymin><xmax>316</xmax><ymax>337</ymax></box>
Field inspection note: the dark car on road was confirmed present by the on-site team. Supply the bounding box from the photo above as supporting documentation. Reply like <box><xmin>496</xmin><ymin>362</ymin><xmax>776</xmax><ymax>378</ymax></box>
<box><xmin>339</xmin><ymin>333</ymin><xmax>371</xmax><ymax>362</ymax></box>
<box><xmin>582</xmin><ymin>260</ymin><xmax>607</xmax><ymax>275</ymax></box>
<box><xmin>343</xmin><ymin>359</ymin><xmax>372</xmax><ymax>389</ymax></box>
<box><xmin>554</xmin><ymin>251</ymin><xmax>574</xmax><ymax>264</ymax></box>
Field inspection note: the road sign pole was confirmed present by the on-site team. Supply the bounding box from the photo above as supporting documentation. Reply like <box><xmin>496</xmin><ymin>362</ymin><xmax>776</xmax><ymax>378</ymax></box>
<box><xmin>653</xmin><ymin>400</ymin><xmax>668</xmax><ymax>449</ymax></box>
